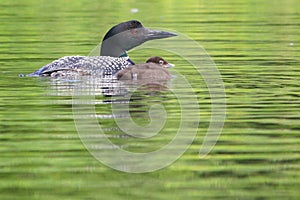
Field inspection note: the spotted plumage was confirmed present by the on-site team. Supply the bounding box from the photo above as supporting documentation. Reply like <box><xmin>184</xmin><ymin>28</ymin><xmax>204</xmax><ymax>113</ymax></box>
<box><xmin>28</xmin><ymin>56</ymin><xmax>132</xmax><ymax>77</ymax></box>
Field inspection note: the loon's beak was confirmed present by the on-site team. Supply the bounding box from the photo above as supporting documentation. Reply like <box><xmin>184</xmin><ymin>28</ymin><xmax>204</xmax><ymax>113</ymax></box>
<box><xmin>145</xmin><ymin>29</ymin><xmax>177</xmax><ymax>40</ymax></box>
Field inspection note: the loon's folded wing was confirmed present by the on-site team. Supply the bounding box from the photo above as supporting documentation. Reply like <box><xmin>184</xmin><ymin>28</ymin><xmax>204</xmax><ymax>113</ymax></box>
<box><xmin>27</xmin><ymin>56</ymin><xmax>132</xmax><ymax>77</ymax></box>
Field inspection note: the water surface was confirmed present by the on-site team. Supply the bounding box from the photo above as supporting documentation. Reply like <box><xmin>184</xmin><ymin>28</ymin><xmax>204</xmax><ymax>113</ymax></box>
<box><xmin>0</xmin><ymin>0</ymin><xmax>299</xmax><ymax>199</ymax></box>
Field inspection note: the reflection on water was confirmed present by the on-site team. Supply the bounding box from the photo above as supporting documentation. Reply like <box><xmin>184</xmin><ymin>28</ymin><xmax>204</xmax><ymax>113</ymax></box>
<box><xmin>49</xmin><ymin>75</ymin><xmax>171</xmax><ymax>97</ymax></box>
<box><xmin>49</xmin><ymin>73</ymin><xmax>177</xmax><ymax>141</ymax></box>
<box><xmin>69</xmin><ymin>72</ymin><xmax>201</xmax><ymax>173</ymax></box>
<box><xmin>49</xmin><ymin>76</ymin><xmax>127</xmax><ymax>97</ymax></box>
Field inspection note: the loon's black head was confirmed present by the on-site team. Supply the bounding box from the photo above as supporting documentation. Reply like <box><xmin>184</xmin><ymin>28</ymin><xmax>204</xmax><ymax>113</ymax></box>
<box><xmin>100</xmin><ymin>20</ymin><xmax>177</xmax><ymax>57</ymax></box>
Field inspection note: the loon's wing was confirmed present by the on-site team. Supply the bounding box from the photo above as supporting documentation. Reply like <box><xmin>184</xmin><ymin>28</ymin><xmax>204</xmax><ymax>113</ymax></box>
<box><xmin>27</xmin><ymin>56</ymin><xmax>85</xmax><ymax>76</ymax></box>
<box><xmin>28</xmin><ymin>56</ymin><xmax>132</xmax><ymax>76</ymax></box>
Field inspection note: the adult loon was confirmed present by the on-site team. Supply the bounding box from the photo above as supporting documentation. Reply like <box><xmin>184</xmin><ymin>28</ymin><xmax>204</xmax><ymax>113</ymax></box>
<box><xmin>27</xmin><ymin>20</ymin><xmax>176</xmax><ymax>77</ymax></box>
<box><xmin>116</xmin><ymin>56</ymin><xmax>174</xmax><ymax>80</ymax></box>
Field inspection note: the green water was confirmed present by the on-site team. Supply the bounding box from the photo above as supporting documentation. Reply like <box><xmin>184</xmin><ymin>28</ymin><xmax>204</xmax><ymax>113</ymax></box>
<box><xmin>1</xmin><ymin>0</ymin><xmax>300</xmax><ymax>199</ymax></box>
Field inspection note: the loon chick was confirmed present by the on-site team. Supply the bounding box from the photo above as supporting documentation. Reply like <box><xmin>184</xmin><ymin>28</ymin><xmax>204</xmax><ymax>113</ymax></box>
<box><xmin>116</xmin><ymin>56</ymin><xmax>174</xmax><ymax>80</ymax></box>
<box><xmin>27</xmin><ymin>20</ymin><xmax>176</xmax><ymax>77</ymax></box>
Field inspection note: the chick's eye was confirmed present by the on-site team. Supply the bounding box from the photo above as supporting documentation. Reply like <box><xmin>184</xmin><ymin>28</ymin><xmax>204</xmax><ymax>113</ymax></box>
<box><xmin>159</xmin><ymin>60</ymin><xmax>164</xmax><ymax>65</ymax></box>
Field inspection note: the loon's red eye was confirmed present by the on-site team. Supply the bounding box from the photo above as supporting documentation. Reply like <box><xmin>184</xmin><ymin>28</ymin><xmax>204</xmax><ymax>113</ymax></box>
<box><xmin>131</xmin><ymin>29</ymin><xmax>137</xmax><ymax>35</ymax></box>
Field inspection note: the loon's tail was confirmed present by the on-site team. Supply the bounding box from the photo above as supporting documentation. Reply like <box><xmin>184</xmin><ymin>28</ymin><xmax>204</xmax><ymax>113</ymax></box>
<box><xmin>19</xmin><ymin>71</ymin><xmax>40</xmax><ymax>77</ymax></box>
<box><xmin>19</xmin><ymin>65</ymin><xmax>48</xmax><ymax>77</ymax></box>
